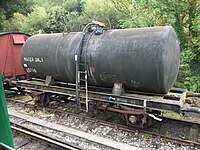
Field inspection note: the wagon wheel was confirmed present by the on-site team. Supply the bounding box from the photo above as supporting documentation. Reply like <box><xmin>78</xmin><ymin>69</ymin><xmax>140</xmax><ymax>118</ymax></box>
<box><xmin>123</xmin><ymin>114</ymin><xmax>153</xmax><ymax>128</ymax></box>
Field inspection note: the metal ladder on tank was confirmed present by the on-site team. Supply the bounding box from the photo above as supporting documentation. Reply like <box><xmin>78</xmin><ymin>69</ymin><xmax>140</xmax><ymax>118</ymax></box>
<box><xmin>75</xmin><ymin>21</ymin><xmax>105</xmax><ymax>112</ymax></box>
<box><xmin>75</xmin><ymin>23</ymin><xmax>92</xmax><ymax>112</ymax></box>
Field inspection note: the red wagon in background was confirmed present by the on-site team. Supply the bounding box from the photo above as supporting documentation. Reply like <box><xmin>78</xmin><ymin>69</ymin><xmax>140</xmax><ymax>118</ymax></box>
<box><xmin>0</xmin><ymin>32</ymin><xmax>30</xmax><ymax>86</ymax></box>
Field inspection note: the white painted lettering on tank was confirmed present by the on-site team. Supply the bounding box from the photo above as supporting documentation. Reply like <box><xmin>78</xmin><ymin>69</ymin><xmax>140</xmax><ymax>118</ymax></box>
<box><xmin>26</xmin><ymin>68</ymin><xmax>37</xmax><ymax>73</ymax></box>
<box><xmin>24</xmin><ymin>57</ymin><xmax>44</xmax><ymax>63</ymax></box>
<box><xmin>23</xmin><ymin>64</ymin><xmax>28</xmax><ymax>67</ymax></box>
<box><xmin>35</xmin><ymin>57</ymin><xmax>44</xmax><ymax>63</ymax></box>
<box><xmin>32</xmin><ymin>68</ymin><xmax>37</xmax><ymax>73</ymax></box>
<box><xmin>24</xmin><ymin>57</ymin><xmax>34</xmax><ymax>62</ymax></box>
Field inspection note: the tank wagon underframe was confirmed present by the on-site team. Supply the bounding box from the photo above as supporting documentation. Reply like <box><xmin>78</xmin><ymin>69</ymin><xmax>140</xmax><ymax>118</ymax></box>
<box><xmin>14</xmin><ymin>79</ymin><xmax>186</xmax><ymax>114</ymax></box>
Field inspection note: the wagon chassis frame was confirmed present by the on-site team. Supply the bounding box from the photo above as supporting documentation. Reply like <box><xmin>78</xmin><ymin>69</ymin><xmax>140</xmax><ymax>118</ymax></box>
<box><xmin>14</xmin><ymin>79</ymin><xmax>186</xmax><ymax>114</ymax></box>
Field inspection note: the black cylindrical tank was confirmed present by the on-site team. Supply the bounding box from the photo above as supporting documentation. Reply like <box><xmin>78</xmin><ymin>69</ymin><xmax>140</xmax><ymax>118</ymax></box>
<box><xmin>21</xmin><ymin>26</ymin><xmax>180</xmax><ymax>94</ymax></box>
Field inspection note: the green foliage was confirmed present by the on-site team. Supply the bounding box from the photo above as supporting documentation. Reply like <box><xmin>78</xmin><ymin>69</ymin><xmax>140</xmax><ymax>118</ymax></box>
<box><xmin>63</xmin><ymin>0</ymin><xmax>84</xmax><ymax>13</ymax></box>
<box><xmin>113</xmin><ymin>0</ymin><xmax>161</xmax><ymax>28</ymax></box>
<box><xmin>189</xmin><ymin>37</ymin><xmax>200</xmax><ymax>72</ymax></box>
<box><xmin>0</xmin><ymin>0</ymin><xmax>32</xmax><ymax>19</ymax></box>
<box><xmin>83</xmin><ymin>0</ymin><xmax>121</xmax><ymax>28</ymax></box>
<box><xmin>0</xmin><ymin>9</ymin><xmax>9</xmax><ymax>31</ymax></box>
<box><xmin>44</xmin><ymin>6</ymin><xmax>67</xmax><ymax>33</ymax></box>
<box><xmin>184</xmin><ymin>76</ymin><xmax>200</xmax><ymax>92</ymax></box>
<box><xmin>45</xmin><ymin>8</ymin><xmax>84</xmax><ymax>33</ymax></box>
<box><xmin>6</xmin><ymin>13</ymin><xmax>27</xmax><ymax>31</ymax></box>
<box><xmin>21</xmin><ymin>6</ymin><xmax>47</xmax><ymax>34</ymax></box>
<box><xmin>181</xmin><ymin>48</ymin><xmax>196</xmax><ymax>64</ymax></box>
<box><xmin>0</xmin><ymin>0</ymin><xmax>86</xmax><ymax>33</ymax></box>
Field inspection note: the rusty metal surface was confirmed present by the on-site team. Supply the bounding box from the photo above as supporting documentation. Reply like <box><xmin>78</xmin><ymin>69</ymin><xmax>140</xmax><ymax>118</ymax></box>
<box><xmin>98</xmin><ymin>106</ymin><xmax>147</xmax><ymax>115</ymax></box>
<box><xmin>0</xmin><ymin>32</ymin><xmax>30</xmax><ymax>81</ymax></box>
<box><xmin>21</xmin><ymin>26</ymin><xmax>180</xmax><ymax>94</ymax></box>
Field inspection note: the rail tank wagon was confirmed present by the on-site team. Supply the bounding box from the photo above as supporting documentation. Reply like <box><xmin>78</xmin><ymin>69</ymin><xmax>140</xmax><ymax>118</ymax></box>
<box><xmin>21</xmin><ymin>26</ymin><xmax>180</xmax><ymax>94</ymax></box>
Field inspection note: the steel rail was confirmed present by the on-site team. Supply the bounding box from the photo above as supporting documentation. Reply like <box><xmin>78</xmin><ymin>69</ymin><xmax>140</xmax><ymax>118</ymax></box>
<box><xmin>11</xmin><ymin>124</ymin><xmax>80</xmax><ymax>150</ymax></box>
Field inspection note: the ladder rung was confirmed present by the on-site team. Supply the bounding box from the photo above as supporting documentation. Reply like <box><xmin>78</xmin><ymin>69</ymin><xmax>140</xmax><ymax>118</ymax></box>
<box><xmin>79</xmin><ymin>64</ymin><xmax>86</xmax><ymax>66</ymax></box>
<box><xmin>78</xmin><ymin>63</ymin><xmax>86</xmax><ymax>65</ymax></box>
<box><xmin>79</xmin><ymin>86</ymin><xmax>86</xmax><ymax>90</ymax></box>
<box><xmin>78</xmin><ymin>83</ymin><xmax>86</xmax><ymax>86</ymax></box>
<box><xmin>78</xmin><ymin>86</ymin><xmax>87</xmax><ymax>89</ymax></box>
<box><xmin>78</xmin><ymin>80</ymin><xmax>87</xmax><ymax>83</ymax></box>
<box><xmin>78</xmin><ymin>71</ymin><xmax>86</xmax><ymax>74</ymax></box>
<box><xmin>80</xmin><ymin>79</ymin><xmax>87</xmax><ymax>81</ymax></box>
<box><xmin>77</xmin><ymin>88</ymin><xmax>86</xmax><ymax>91</ymax></box>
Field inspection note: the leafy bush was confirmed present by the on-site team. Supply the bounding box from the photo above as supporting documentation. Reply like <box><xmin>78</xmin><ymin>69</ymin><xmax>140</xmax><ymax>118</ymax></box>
<box><xmin>184</xmin><ymin>76</ymin><xmax>200</xmax><ymax>92</ymax></box>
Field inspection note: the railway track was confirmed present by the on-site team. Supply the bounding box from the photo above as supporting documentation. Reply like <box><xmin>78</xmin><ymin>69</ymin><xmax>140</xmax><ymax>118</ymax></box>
<box><xmin>9</xmin><ymin>111</ymin><xmax>140</xmax><ymax>150</ymax></box>
<box><xmin>6</xmin><ymin>91</ymin><xmax>200</xmax><ymax>149</ymax></box>
<box><xmin>11</xmin><ymin>124</ymin><xmax>79</xmax><ymax>150</ymax></box>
